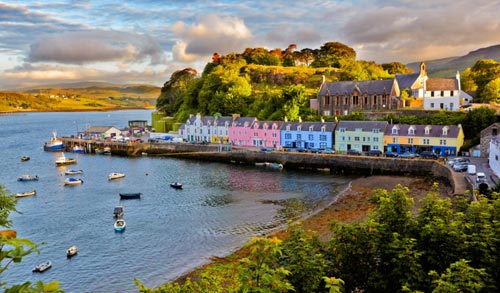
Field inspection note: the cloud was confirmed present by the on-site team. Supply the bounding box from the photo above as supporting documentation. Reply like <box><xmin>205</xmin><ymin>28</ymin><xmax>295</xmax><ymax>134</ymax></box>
<box><xmin>171</xmin><ymin>14</ymin><xmax>253</xmax><ymax>62</ymax></box>
<box><xmin>27</xmin><ymin>30</ymin><xmax>165</xmax><ymax>65</ymax></box>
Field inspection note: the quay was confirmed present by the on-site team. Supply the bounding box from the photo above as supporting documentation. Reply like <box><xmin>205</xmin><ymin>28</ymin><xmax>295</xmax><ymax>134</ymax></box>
<box><xmin>58</xmin><ymin>137</ymin><xmax>468</xmax><ymax>195</ymax></box>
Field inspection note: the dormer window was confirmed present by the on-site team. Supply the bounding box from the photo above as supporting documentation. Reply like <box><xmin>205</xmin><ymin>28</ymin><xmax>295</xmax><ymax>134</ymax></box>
<box><xmin>425</xmin><ymin>126</ymin><xmax>431</xmax><ymax>135</ymax></box>
<box><xmin>392</xmin><ymin>127</ymin><xmax>398</xmax><ymax>135</ymax></box>
<box><xmin>442</xmin><ymin>126</ymin><xmax>449</xmax><ymax>136</ymax></box>
<box><xmin>286</xmin><ymin>125</ymin><xmax>291</xmax><ymax>131</ymax></box>
<box><xmin>297</xmin><ymin>126</ymin><xmax>301</xmax><ymax>131</ymax></box>
<box><xmin>372</xmin><ymin>129</ymin><xmax>379</xmax><ymax>134</ymax></box>
<box><xmin>321</xmin><ymin>126</ymin><xmax>326</xmax><ymax>132</ymax></box>
<box><xmin>309</xmin><ymin>126</ymin><xmax>314</xmax><ymax>132</ymax></box>
<box><xmin>408</xmin><ymin>127</ymin><xmax>415</xmax><ymax>135</ymax></box>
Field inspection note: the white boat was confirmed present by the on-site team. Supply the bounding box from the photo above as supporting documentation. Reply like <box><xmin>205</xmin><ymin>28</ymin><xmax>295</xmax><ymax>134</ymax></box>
<box><xmin>72</xmin><ymin>145</ymin><xmax>85</xmax><ymax>153</ymax></box>
<box><xmin>32</xmin><ymin>260</ymin><xmax>52</xmax><ymax>272</ymax></box>
<box><xmin>55</xmin><ymin>154</ymin><xmax>77</xmax><ymax>166</ymax></box>
<box><xmin>17</xmin><ymin>174</ymin><xmax>39</xmax><ymax>181</ymax></box>
<box><xmin>108</xmin><ymin>172</ymin><xmax>125</xmax><ymax>180</ymax></box>
<box><xmin>66</xmin><ymin>245</ymin><xmax>78</xmax><ymax>258</ymax></box>
<box><xmin>65</xmin><ymin>169</ymin><xmax>83</xmax><ymax>175</ymax></box>
<box><xmin>64</xmin><ymin>177</ymin><xmax>83</xmax><ymax>186</ymax></box>
<box><xmin>15</xmin><ymin>190</ymin><xmax>36</xmax><ymax>198</ymax></box>
<box><xmin>114</xmin><ymin>219</ymin><xmax>126</xmax><ymax>232</ymax></box>
<box><xmin>44</xmin><ymin>131</ymin><xmax>64</xmax><ymax>151</ymax></box>
<box><xmin>103</xmin><ymin>147</ymin><xmax>112</xmax><ymax>155</ymax></box>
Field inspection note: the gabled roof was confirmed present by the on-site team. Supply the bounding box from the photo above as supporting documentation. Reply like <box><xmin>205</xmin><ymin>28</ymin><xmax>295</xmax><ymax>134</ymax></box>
<box><xmin>318</xmin><ymin>79</ymin><xmax>395</xmax><ymax>96</ymax></box>
<box><xmin>87</xmin><ymin>126</ymin><xmax>118</xmax><ymax>133</ymax></box>
<box><xmin>231</xmin><ymin>116</ymin><xmax>257</xmax><ymax>127</ymax></box>
<box><xmin>253</xmin><ymin>121</ymin><xmax>285</xmax><ymax>130</ymax></box>
<box><xmin>426</xmin><ymin>78</ymin><xmax>458</xmax><ymax>91</ymax></box>
<box><xmin>336</xmin><ymin>120</ymin><xmax>387</xmax><ymax>132</ymax></box>
<box><xmin>395</xmin><ymin>73</ymin><xmax>420</xmax><ymax>90</ymax></box>
<box><xmin>384</xmin><ymin>124</ymin><xmax>462</xmax><ymax>137</ymax></box>
<box><xmin>282</xmin><ymin>121</ymin><xmax>337</xmax><ymax>132</ymax></box>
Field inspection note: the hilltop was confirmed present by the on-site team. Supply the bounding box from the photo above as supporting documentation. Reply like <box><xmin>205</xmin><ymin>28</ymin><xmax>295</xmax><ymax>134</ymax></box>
<box><xmin>407</xmin><ymin>43</ymin><xmax>500</xmax><ymax>76</ymax></box>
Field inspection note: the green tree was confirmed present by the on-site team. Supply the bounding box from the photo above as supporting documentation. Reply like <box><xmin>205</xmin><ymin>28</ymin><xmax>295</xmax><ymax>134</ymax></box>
<box><xmin>311</xmin><ymin>42</ymin><xmax>356</xmax><ymax>68</ymax></box>
<box><xmin>156</xmin><ymin>68</ymin><xmax>197</xmax><ymax>115</ymax></box>
<box><xmin>470</xmin><ymin>59</ymin><xmax>500</xmax><ymax>102</ymax></box>
<box><xmin>483</xmin><ymin>77</ymin><xmax>500</xmax><ymax>103</ymax></box>
<box><xmin>429</xmin><ymin>259</ymin><xmax>488</xmax><ymax>293</ymax></box>
<box><xmin>381</xmin><ymin>62</ymin><xmax>414</xmax><ymax>75</ymax></box>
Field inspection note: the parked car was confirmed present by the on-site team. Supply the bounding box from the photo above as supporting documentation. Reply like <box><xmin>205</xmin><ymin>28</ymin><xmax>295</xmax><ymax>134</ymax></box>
<box><xmin>309</xmin><ymin>148</ymin><xmax>320</xmax><ymax>153</ymax></box>
<box><xmin>452</xmin><ymin>162</ymin><xmax>468</xmax><ymax>172</ymax></box>
<box><xmin>419</xmin><ymin>151</ymin><xmax>439</xmax><ymax>159</ymax></box>
<box><xmin>399</xmin><ymin>151</ymin><xmax>418</xmax><ymax>159</ymax></box>
<box><xmin>347</xmin><ymin>149</ymin><xmax>362</xmax><ymax>156</ymax></box>
<box><xmin>366</xmin><ymin>150</ymin><xmax>383</xmax><ymax>157</ymax></box>
<box><xmin>322</xmin><ymin>148</ymin><xmax>336</xmax><ymax>154</ymax></box>
<box><xmin>447</xmin><ymin>157</ymin><xmax>470</xmax><ymax>167</ymax></box>
<box><xmin>476</xmin><ymin>172</ymin><xmax>486</xmax><ymax>183</ymax></box>
<box><xmin>384</xmin><ymin>151</ymin><xmax>399</xmax><ymax>158</ymax></box>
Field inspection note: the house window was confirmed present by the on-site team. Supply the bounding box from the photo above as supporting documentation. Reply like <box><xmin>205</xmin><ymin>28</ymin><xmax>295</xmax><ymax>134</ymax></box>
<box><xmin>373</xmin><ymin>146</ymin><xmax>379</xmax><ymax>150</ymax></box>
<box><xmin>341</xmin><ymin>136</ymin><xmax>345</xmax><ymax>141</ymax></box>
<box><xmin>440</xmin><ymin>140</ymin><xmax>447</xmax><ymax>145</ymax></box>
<box><xmin>320</xmin><ymin>135</ymin><xmax>327</xmax><ymax>141</ymax></box>
<box><xmin>286</xmin><ymin>125</ymin><xmax>291</xmax><ymax>131</ymax></box>
<box><xmin>339</xmin><ymin>128</ymin><xmax>345</xmax><ymax>133</ymax></box>
<box><xmin>393</xmin><ymin>137</ymin><xmax>398</xmax><ymax>143</ymax></box>
<box><xmin>308</xmin><ymin>134</ymin><xmax>314</xmax><ymax>140</ymax></box>
<box><xmin>309</xmin><ymin>126</ymin><xmax>314</xmax><ymax>132</ymax></box>
<box><xmin>409</xmin><ymin>128</ymin><xmax>415</xmax><ymax>135</ymax></box>
<box><xmin>441</xmin><ymin>91</ymin><xmax>444</xmax><ymax>96</ymax></box>
<box><xmin>321</xmin><ymin>126</ymin><xmax>326</xmax><ymax>132</ymax></box>
<box><xmin>423</xmin><ymin>139</ymin><xmax>430</xmax><ymax>145</ymax></box>
<box><xmin>364</xmin><ymin>97</ymin><xmax>368</xmax><ymax>104</ymax></box>
<box><xmin>372</xmin><ymin>129</ymin><xmax>379</xmax><ymax>133</ymax></box>
<box><xmin>392</xmin><ymin>128</ymin><xmax>398</xmax><ymax>134</ymax></box>
<box><xmin>408</xmin><ymin>138</ymin><xmax>414</xmax><ymax>144</ymax></box>
<box><xmin>325</xmin><ymin>96</ymin><xmax>330</xmax><ymax>105</ymax></box>
<box><xmin>425</xmin><ymin>127</ymin><xmax>430</xmax><ymax>135</ymax></box>
<box><xmin>355</xmin><ymin>137</ymin><xmax>360</xmax><ymax>142</ymax></box>
<box><xmin>373</xmin><ymin>137</ymin><xmax>379</xmax><ymax>142</ymax></box>
<box><xmin>297</xmin><ymin>134</ymin><xmax>301</xmax><ymax>141</ymax></box>
<box><xmin>272</xmin><ymin>133</ymin><xmax>277</xmax><ymax>138</ymax></box>
<box><xmin>297</xmin><ymin>126</ymin><xmax>301</xmax><ymax>131</ymax></box>
<box><xmin>440</xmin><ymin>103</ymin><xmax>444</xmax><ymax>109</ymax></box>
<box><xmin>431</xmin><ymin>91</ymin><xmax>434</xmax><ymax>97</ymax></box>
<box><xmin>443</xmin><ymin>127</ymin><xmax>448</xmax><ymax>135</ymax></box>
<box><xmin>450</xmin><ymin>102</ymin><xmax>454</xmax><ymax>109</ymax></box>
<box><xmin>451</xmin><ymin>90</ymin><xmax>454</xmax><ymax>96</ymax></box>
<box><xmin>493</xmin><ymin>128</ymin><xmax>498</xmax><ymax>136</ymax></box>
<box><xmin>323</xmin><ymin>110</ymin><xmax>330</xmax><ymax>116</ymax></box>
<box><xmin>285</xmin><ymin>133</ymin><xmax>291</xmax><ymax>139</ymax></box>
<box><xmin>430</xmin><ymin>103</ymin><xmax>434</xmax><ymax>108</ymax></box>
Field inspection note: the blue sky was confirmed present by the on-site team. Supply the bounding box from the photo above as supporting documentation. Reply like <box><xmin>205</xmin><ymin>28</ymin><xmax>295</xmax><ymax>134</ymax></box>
<box><xmin>0</xmin><ymin>0</ymin><xmax>499</xmax><ymax>89</ymax></box>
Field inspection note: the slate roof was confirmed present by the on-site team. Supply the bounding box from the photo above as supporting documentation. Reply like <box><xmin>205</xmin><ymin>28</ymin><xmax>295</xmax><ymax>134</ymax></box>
<box><xmin>318</xmin><ymin>79</ymin><xmax>395</xmax><ymax>96</ymax></box>
<box><xmin>232</xmin><ymin>116</ymin><xmax>257</xmax><ymax>127</ymax></box>
<box><xmin>252</xmin><ymin>121</ymin><xmax>285</xmax><ymax>130</ymax></box>
<box><xmin>282</xmin><ymin>121</ymin><xmax>337</xmax><ymax>132</ymax></box>
<box><xmin>426</xmin><ymin>78</ymin><xmax>458</xmax><ymax>91</ymax></box>
<box><xmin>336</xmin><ymin>120</ymin><xmax>387</xmax><ymax>132</ymax></box>
<box><xmin>395</xmin><ymin>73</ymin><xmax>420</xmax><ymax>90</ymax></box>
<box><xmin>384</xmin><ymin>124</ymin><xmax>462</xmax><ymax>138</ymax></box>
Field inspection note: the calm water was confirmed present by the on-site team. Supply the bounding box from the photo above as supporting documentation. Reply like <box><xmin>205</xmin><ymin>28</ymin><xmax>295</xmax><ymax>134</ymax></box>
<box><xmin>0</xmin><ymin>110</ymin><xmax>354</xmax><ymax>292</ymax></box>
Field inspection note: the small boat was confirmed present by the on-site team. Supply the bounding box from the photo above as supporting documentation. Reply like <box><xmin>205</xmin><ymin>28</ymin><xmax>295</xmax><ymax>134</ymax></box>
<box><xmin>64</xmin><ymin>177</ymin><xmax>83</xmax><ymax>186</ymax></box>
<box><xmin>114</xmin><ymin>219</ymin><xmax>126</xmax><ymax>232</ymax></box>
<box><xmin>66</xmin><ymin>245</ymin><xmax>78</xmax><ymax>258</ymax></box>
<box><xmin>170</xmin><ymin>182</ymin><xmax>183</xmax><ymax>189</ymax></box>
<box><xmin>103</xmin><ymin>147</ymin><xmax>112</xmax><ymax>155</ymax></box>
<box><xmin>15</xmin><ymin>190</ymin><xmax>36</xmax><ymax>198</ymax></box>
<box><xmin>264</xmin><ymin>162</ymin><xmax>284</xmax><ymax>170</ymax></box>
<box><xmin>44</xmin><ymin>131</ymin><xmax>64</xmax><ymax>151</ymax></box>
<box><xmin>108</xmin><ymin>172</ymin><xmax>125</xmax><ymax>180</ymax></box>
<box><xmin>119</xmin><ymin>192</ymin><xmax>141</xmax><ymax>200</ymax></box>
<box><xmin>113</xmin><ymin>206</ymin><xmax>124</xmax><ymax>218</ymax></box>
<box><xmin>17</xmin><ymin>174</ymin><xmax>39</xmax><ymax>181</ymax></box>
<box><xmin>32</xmin><ymin>260</ymin><xmax>52</xmax><ymax>272</ymax></box>
<box><xmin>65</xmin><ymin>169</ymin><xmax>83</xmax><ymax>175</ymax></box>
<box><xmin>55</xmin><ymin>154</ymin><xmax>77</xmax><ymax>166</ymax></box>
<box><xmin>21</xmin><ymin>156</ymin><xmax>30</xmax><ymax>162</ymax></box>
<box><xmin>72</xmin><ymin>145</ymin><xmax>85</xmax><ymax>153</ymax></box>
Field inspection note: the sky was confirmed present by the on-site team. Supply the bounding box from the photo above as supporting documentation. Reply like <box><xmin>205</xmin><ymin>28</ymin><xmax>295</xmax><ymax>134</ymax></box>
<box><xmin>0</xmin><ymin>0</ymin><xmax>499</xmax><ymax>90</ymax></box>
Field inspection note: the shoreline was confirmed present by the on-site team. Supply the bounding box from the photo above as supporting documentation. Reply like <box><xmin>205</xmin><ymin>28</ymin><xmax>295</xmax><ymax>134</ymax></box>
<box><xmin>0</xmin><ymin>107</ymin><xmax>155</xmax><ymax>114</ymax></box>
<box><xmin>171</xmin><ymin>174</ymin><xmax>453</xmax><ymax>285</ymax></box>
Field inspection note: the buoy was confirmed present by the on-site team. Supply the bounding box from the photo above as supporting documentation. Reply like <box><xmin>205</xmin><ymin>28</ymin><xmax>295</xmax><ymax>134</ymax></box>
<box><xmin>146</xmin><ymin>173</ymin><xmax>148</xmax><ymax>176</ymax></box>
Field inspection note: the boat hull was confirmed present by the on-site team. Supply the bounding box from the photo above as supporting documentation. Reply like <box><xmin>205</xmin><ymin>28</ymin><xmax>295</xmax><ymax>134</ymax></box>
<box><xmin>17</xmin><ymin>175</ymin><xmax>39</xmax><ymax>181</ymax></box>
<box><xmin>119</xmin><ymin>193</ymin><xmax>141</xmax><ymax>200</ymax></box>
<box><xmin>15</xmin><ymin>190</ymin><xmax>36</xmax><ymax>198</ymax></box>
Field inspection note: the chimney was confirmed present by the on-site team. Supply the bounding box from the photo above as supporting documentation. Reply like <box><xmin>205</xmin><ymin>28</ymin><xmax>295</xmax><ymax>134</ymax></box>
<box><xmin>232</xmin><ymin>113</ymin><xmax>240</xmax><ymax>120</ymax></box>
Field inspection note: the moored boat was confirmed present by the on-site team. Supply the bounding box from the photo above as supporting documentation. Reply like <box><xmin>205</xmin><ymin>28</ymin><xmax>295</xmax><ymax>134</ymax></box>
<box><xmin>108</xmin><ymin>172</ymin><xmax>125</xmax><ymax>180</ymax></box>
<box><xmin>113</xmin><ymin>206</ymin><xmax>124</xmax><ymax>218</ymax></box>
<box><xmin>15</xmin><ymin>190</ymin><xmax>36</xmax><ymax>198</ymax></box>
<box><xmin>103</xmin><ymin>147</ymin><xmax>112</xmax><ymax>155</ymax></box>
<box><xmin>114</xmin><ymin>219</ymin><xmax>126</xmax><ymax>232</ymax></box>
<box><xmin>119</xmin><ymin>192</ymin><xmax>141</xmax><ymax>200</ymax></box>
<box><xmin>65</xmin><ymin>169</ymin><xmax>83</xmax><ymax>175</ymax></box>
<box><xmin>17</xmin><ymin>174</ymin><xmax>39</xmax><ymax>181</ymax></box>
<box><xmin>55</xmin><ymin>154</ymin><xmax>77</xmax><ymax>166</ymax></box>
<box><xmin>64</xmin><ymin>177</ymin><xmax>83</xmax><ymax>186</ymax></box>
<box><xmin>170</xmin><ymin>182</ymin><xmax>183</xmax><ymax>189</ymax></box>
<box><xmin>21</xmin><ymin>156</ymin><xmax>30</xmax><ymax>162</ymax></box>
<box><xmin>44</xmin><ymin>131</ymin><xmax>64</xmax><ymax>151</ymax></box>
<box><xmin>72</xmin><ymin>145</ymin><xmax>85</xmax><ymax>153</ymax></box>
<box><xmin>66</xmin><ymin>245</ymin><xmax>78</xmax><ymax>258</ymax></box>
<box><xmin>32</xmin><ymin>260</ymin><xmax>52</xmax><ymax>272</ymax></box>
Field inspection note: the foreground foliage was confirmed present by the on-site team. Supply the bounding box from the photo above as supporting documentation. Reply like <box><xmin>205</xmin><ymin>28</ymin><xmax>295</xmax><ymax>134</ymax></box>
<box><xmin>138</xmin><ymin>184</ymin><xmax>500</xmax><ymax>292</ymax></box>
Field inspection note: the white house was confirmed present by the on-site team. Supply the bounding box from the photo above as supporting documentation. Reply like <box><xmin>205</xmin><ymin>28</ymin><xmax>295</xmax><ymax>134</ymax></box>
<box><xmin>180</xmin><ymin>113</ymin><xmax>234</xmax><ymax>143</ymax></box>
<box><xmin>423</xmin><ymin>72</ymin><xmax>472</xmax><ymax>111</ymax></box>
<box><xmin>489</xmin><ymin>136</ymin><xmax>500</xmax><ymax>177</ymax></box>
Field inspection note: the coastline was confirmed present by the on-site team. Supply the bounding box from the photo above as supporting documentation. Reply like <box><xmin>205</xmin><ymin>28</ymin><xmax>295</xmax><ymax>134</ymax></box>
<box><xmin>172</xmin><ymin>174</ymin><xmax>453</xmax><ymax>285</ymax></box>
<box><xmin>0</xmin><ymin>106</ymin><xmax>155</xmax><ymax>114</ymax></box>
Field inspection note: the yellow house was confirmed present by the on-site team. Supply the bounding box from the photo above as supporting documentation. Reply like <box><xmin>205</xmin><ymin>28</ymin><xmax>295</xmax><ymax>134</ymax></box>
<box><xmin>384</xmin><ymin>124</ymin><xmax>464</xmax><ymax>156</ymax></box>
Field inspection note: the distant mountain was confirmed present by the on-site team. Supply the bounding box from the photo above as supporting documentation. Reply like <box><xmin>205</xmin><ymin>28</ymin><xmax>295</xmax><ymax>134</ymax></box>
<box><xmin>22</xmin><ymin>82</ymin><xmax>161</xmax><ymax>98</ymax></box>
<box><xmin>407</xmin><ymin>44</ymin><xmax>500</xmax><ymax>77</ymax></box>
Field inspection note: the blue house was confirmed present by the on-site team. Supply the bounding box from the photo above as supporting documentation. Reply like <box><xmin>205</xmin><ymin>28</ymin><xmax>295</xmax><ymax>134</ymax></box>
<box><xmin>280</xmin><ymin>120</ymin><xmax>336</xmax><ymax>150</ymax></box>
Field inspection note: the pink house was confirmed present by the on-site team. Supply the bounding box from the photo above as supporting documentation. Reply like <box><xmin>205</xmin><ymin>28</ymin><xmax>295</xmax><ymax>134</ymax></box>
<box><xmin>228</xmin><ymin>116</ymin><xmax>257</xmax><ymax>146</ymax></box>
<box><xmin>251</xmin><ymin>121</ymin><xmax>283</xmax><ymax>148</ymax></box>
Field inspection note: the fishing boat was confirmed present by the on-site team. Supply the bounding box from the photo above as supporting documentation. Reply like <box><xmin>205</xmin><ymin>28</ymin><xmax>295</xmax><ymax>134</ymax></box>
<box><xmin>55</xmin><ymin>154</ymin><xmax>77</xmax><ymax>166</ymax></box>
<box><xmin>32</xmin><ymin>260</ymin><xmax>52</xmax><ymax>272</ymax></box>
<box><xmin>103</xmin><ymin>147</ymin><xmax>112</xmax><ymax>155</ymax></box>
<box><xmin>108</xmin><ymin>172</ymin><xmax>125</xmax><ymax>180</ymax></box>
<box><xmin>44</xmin><ymin>131</ymin><xmax>64</xmax><ymax>151</ymax></box>
<box><xmin>64</xmin><ymin>177</ymin><xmax>83</xmax><ymax>186</ymax></box>
<box><xmin>170</xmin><ymin>182</ymin><xmax>183</xmax><ymax>189</ymax></box>
<box><xmin>119</xmin><ymin>192</ymin><xmax>141</xmax><ymax>200</ymax></box>
<box><xmin>66</xmin><ymin>245</ymin><xmax>78</xmax><ymax>258</ymax></box>
<box><xmin>65</xmin><ymin>169</ymin><xmax>83</xmax><ymax>175</ymax></box>
<box><xmin>72</xmin><ymin>145</ymin><xmax>85</xmax><ymax>153</ymax></box>
<box><xmin>21</xmin><ymin>156</ymin><xmax>30</xmax><ymax>162</ymax></box>
<box><xmin>17</xmin><ymin>174</ymin><xmax>39</xmax><ymax>181</ymax></box>
<box><xmin>113</xmin><ymin>206</ymin><xmax>124</xmax><ymax>218</ymax></box>
<box><xmin>15</xmin><ymin>190</ymin><xmax>36</xmax><ymax>198</ymax></box>
<box><xmin>114</xmin><ymin>219</ymin><xmax>126</xmax><ymax>232</ymax></box>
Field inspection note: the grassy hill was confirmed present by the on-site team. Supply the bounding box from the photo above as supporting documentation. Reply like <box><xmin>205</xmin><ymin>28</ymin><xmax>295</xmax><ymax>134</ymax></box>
<box><xmin>0</xmin><ymin>83</ymin><xmax>160</xmax><ymax>112</ymax></box>
<box><xmin>407</xmin><ymin>44</ymin><xmax>500</xmax><ymax>77</ymax></box>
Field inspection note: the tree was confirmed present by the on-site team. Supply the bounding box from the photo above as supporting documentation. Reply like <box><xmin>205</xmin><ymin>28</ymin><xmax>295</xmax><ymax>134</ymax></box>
<box><xmin>429</xmin><ymin>259</ymin><xmax>488</xmax><ymax>293</ymax></box>
<box><xmin>469</xmin><ymin>59</ymin><xmax>500</xmax><ymax>102</ymax></box>
<box><xmin>0</xmin><ymin>185</ymin><xmax>63</xmax><ymax>292</ymax></box>
<box><xmin>381</xmin><ymin>62</ymin><xmax>414</xmax><ymax>75</ymax></box>
<box><xmin>311</xmin><ymin>42</ymin><xmax>356</xmax><ymax>68</ymax></box>
<box><xmin>483</xmin><ymin>77</ymin><xmax>500</xmax><ymax>103</ymax></box>
<box><xmin>156</xmin><ymin>68</ymin><xmax>197</xmax><ymax>115</ymax></box>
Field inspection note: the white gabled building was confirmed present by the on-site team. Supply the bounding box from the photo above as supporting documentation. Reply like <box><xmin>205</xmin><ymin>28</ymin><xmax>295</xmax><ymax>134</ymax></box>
<box><xmin>423</xmin><ymin>72</ymin><xmax>473</xmax><ymax>111</ymax></box>
<box><xmin>179</xmin><ymin>113</ymin><xmax>233</xmax><ymax>143</ymax></box>
<box><xmin>489</xmin><ymin>136</ymin><xmax>500</xmax><ymax>177</ymax></box>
